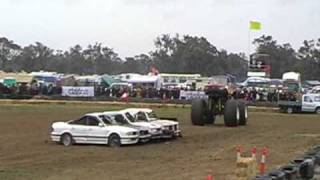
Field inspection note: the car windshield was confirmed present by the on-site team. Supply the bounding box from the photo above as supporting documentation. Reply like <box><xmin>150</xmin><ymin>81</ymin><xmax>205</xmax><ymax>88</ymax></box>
<box><xmin>285</xmin><ymin>82</ymin><xmax>299</xmax><ymax>92</ymax></box>
<box><xmin>111</xmin><ymin>114</ymin><xmax>129</xmax><ymax>125</ymax></box>
<box><xmin>99</xmin><ymin>115</ymin><xmax>112</xmax><ymax>125</ymax></box>
<box><xmin>124</xmin><ymin>112</ymin><xmax>136</xmax><ymax>122</ymax></box>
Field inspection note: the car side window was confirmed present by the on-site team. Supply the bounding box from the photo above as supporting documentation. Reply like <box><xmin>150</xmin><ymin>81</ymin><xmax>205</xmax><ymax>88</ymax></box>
<box><xmin>114</xmin><ymin>115</ymin><xmax>127</xmax><ymax>125</ymax></box>
<box><xmin>70</xmin><ymin>116</ymin><xmax>87</xmax><ymax>125</ymax></box>
<box><xmin>304</xmin><ymin>96</ymin><xmax>312</xmax><ymax>103</ymax></box>
<box><xmin>87</xmin><ymin>116</ymin><xmax>100</xmax><ymax>126</ymax></box>
<box><xmin>137</xmin><ymin>112</ymin><xmax>147</xmax><ymax>121</ymax></box>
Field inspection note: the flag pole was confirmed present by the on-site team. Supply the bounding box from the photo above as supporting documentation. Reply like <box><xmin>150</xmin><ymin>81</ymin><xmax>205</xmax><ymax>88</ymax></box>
<box><xmin>248</xmin><ymin>22</ymin><xmax>251</xmax><ymax>66</ymax></box>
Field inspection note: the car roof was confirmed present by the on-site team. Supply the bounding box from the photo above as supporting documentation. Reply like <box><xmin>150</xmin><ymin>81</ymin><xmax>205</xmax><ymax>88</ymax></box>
<box><xmin>85</xmin><ymin>112</ymin><xmax>103</xmax><ymax>117</ymax></box>
<box><xmin>120</xmin><ymin>108</ymin><xmax>153</xmax><ymax>114</ymax></box>
<box><xmin>304</xmin><ymin>93</ymin><xmax>320</xmax><ymax>97</ymax></box>
<box><xmin>101</xmin><ymin>111</ymin><xmax>123</xmax><ymax>115</ymax></box>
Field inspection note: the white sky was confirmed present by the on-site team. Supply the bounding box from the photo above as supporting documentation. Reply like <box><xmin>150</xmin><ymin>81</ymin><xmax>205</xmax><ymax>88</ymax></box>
<box><xmin>0</xmin><ymin>0</ymin><xmax>319</xmax><ymax>58</ymax></box>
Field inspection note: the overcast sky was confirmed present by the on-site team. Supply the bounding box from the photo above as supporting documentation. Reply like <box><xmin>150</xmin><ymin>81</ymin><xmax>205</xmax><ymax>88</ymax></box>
<box><xmin>0</xmin><ymin>0</ymin><xmax>319</xmax><ymax>58</ymax></box>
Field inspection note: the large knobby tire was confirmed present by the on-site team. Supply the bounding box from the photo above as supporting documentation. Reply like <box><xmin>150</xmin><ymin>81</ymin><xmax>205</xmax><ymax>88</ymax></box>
<box><xmin>224</xmin><ymin>99</ymin><xmax>240</xmax><ymax>127</ymax></box>
<box><xmin>60</xmin><ymin>133</ymin><xmax>74</xmax><ymax>146</ymax></box>
<box><xmin>108</xmin><ymin>134</ymin><xmax>121</xmax><ymax>148</ymax></box>
<box><xmin>238</xmin><ymin>100</ymin><xmax>248</xmax><ymax>126</ymax></box>
<box><xmin>191</xmin><ymin>99</ymin><xmax>207</xmax><ymax>126</ymax></box>
<box><xmin>204</xmin><ymin>100</ymin><xmax>215</xmax><ymax>124</ymax></box>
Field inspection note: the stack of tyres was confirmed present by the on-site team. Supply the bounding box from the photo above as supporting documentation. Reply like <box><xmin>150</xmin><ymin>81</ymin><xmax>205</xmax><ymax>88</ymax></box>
<box><xmin>280</xmin><ymin>165</ymin><xmax>298</xmax><ymax>180</ymax></box>
<box><xmin>252</xmin><ymin>175</ymin><xmax>272</xmax><ymax>180</ymax></box>
<box><xmin>299</xmin><ymin>159</ymin><xmax>315</xmax><ymax>179</ymax></box>
<box><xmin>253</xmin><ymin>146</ymin><xmax>320</xmax><ymax>180</ymax></box>
<box><xmin>267</xmin><ymin>170</ymin><xmax>286</xmax><ymax>180</ymax></box>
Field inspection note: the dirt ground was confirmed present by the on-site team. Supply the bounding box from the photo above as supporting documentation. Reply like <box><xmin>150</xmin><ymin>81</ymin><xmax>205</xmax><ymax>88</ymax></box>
<box><xmin>0</xmin><ymin>104</ymin><xmax>320</xmax><ymax>180</ymax></box>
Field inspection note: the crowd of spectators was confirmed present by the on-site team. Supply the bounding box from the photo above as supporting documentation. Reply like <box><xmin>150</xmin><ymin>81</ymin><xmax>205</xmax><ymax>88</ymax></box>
<box><xmin>0</xmin><ymin>80</ymin><xmax>283</xmax><ymax>103</ymax></box>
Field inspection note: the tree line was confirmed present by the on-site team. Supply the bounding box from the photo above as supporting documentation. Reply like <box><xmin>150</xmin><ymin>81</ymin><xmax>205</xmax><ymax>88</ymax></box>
<box><xmin>0</xmin><ymin>34</ymin><xmax>319</xmax><ymax>80</ymax></box>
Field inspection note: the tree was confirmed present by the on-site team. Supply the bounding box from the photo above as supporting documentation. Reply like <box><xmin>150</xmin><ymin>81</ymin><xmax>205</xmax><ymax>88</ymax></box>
<box><xmin>0</xmin><ymin>37</ymin><xmax>21</xmax><ymax>71</ymax></box>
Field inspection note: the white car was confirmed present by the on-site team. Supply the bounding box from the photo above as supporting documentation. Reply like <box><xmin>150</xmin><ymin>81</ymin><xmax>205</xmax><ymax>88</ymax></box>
<box><xmin>50</xmin><ymin>113</ymin><xmax>139</xmax><ymax>147</ymax></box>
<box><xmin>123</xmin><ymin>108</ymin><xmax>182</xmax><ymax>138</ymax></box>
<box><xmin>102</xmin><ymin>110</ymin><xmax>163</xmax><ymax>141</ymax></box>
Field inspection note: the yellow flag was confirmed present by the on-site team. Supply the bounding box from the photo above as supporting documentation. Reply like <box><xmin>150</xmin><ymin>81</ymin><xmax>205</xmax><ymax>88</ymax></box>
<box><xmin>250</xmin><ymin>21</ymin><xmax>261</xmax><ymax>30</ymax></box>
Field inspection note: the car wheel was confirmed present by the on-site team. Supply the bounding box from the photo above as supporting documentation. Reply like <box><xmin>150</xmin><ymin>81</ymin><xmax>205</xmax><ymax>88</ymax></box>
<box><xmin>108</xmin><ymin>134</ymin><xmax>121</xmax><ymax>148</ymax></box>
<box><xmin>61</xmin><ymin>133</ymin><xmax>73</xmax><ymax>146</ymax></box>
<box><xmin>316</xmin><ymin>107</ymin><xmax>320</xmax><ymax>114</ymax></box>
<box><xmin>287</xmin><ymin>107</ymin><xmax>293</xmax><ymax>114</ymax></box>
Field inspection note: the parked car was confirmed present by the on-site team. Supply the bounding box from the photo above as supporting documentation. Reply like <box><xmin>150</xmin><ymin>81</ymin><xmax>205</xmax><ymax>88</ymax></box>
<box><xmin>50</xmin><ymin>113</ymin><xmax>139</xmax><ymax>147</ymax></box>
<box><xmin>123</xmin><ymin>108</ymin><xmax>182</xmax><ymax>138</ymax></box>
<box><xmin>102</xmin><ymin>110</ymin><xmax>163</xmax><ymax>141</ymax></box>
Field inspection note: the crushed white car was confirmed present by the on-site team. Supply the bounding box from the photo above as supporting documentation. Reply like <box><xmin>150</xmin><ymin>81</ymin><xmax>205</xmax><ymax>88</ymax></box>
<box><xmin>50</xmin><ymin>113</ymin><xmax>139</xmax><ymax>147</ymax></box>
<box><xmin>123</xmin><ymin>108</ymin><xmax>182</xmax><ymax>138</ymax></box>
<box><xmin>102</xmin><ymin>110</ymin><xmax>163</xmax><ymax>141</ymax></box>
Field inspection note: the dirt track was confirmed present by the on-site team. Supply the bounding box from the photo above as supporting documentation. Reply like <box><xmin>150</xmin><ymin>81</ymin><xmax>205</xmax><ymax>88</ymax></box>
<box><xmin>0</xmin><ymin>104</ymin><xmax>320</xmax><ymax>180</ymax></box>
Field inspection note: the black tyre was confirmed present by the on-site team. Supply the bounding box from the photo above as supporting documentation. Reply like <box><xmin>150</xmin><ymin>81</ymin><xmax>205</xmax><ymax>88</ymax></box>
<box><xmin>108</xmin><ymin>134</ymin><xmax>121</xmax><ymax>148</ymax></box>
<box><xmin>191</xmin><ymin>99</ymin><xmax>207</xmax><ymax>126</ymax></box>
<box><xmin>204</xmin><ymin>100</ymin><xmax>215</xmax><ymax>124</ymax></box>
<box><xmin>287</xmin><ymin>107</ymin><xmax>293</xmax><ymax>114</ymax></box>
<box><xmin>224</xmin><ymin>99</ymin><xmax>239</xmax><ymax>127</ymax></box>
<box><xmin>60</xmin><ymin>133</ymin><xmax>74</xmax><ymax>146</ymax></box>
<box><xmin>315</xmin><ymin>107</ymin><xmax>320</xmax><ymax>114</ymax></box>
<box><xmin>238</xmin><ymin>100</ymin><xmax>248</xmax><ymax>126</ymax></box>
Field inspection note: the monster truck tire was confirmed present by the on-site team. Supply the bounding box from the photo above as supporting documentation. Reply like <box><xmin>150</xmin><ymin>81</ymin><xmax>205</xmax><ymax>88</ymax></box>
<box><xmin>224</xmin><ymin>99</ymin><xmax>239</xmax><ymax>127</ymax></box>
<box><xmin>191</xmin><ymin>99</ymin><xmax>207</xmax><ymax>126</ymax></box>
<box><xmin>238</xmin><ymin>100</ymin><xmax>248</xmax><ymax>126</ymax></box>
<box><xmin>203</xmin><ymin>100</ymin><xmax>215</xmax><ymax>124</ymax></box>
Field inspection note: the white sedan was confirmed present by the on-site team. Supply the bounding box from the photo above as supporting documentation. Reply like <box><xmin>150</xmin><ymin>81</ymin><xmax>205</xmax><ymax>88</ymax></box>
<box><xmin>123</xmin><ymin>108</ymin><xmax>182</xmax><ymax>138</ymax></box>
<box><xmin>102</xmin><ymin>111</ymin><xmax>163</xmax><ymax>141</ymax></box>
<box><xmin>50</xmin><ymin>113</ymin><xmax>139</xmax><ymax>147</ymax></box>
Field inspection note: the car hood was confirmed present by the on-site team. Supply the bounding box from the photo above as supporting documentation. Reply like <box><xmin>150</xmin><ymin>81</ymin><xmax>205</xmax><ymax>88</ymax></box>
<box><xmin>52</xmin><ymin>121</ymin><xmax>68</xmax><ymax>128</ymax></box>
<box><xmin>152</xmin><ymin>120</ymin><xmax>178</xmax><ymax>126</ymax></box>
<box><xmin>131</xmin><ymin>122</ymin><xmax>161</xmax><ymax>129</ymax></box>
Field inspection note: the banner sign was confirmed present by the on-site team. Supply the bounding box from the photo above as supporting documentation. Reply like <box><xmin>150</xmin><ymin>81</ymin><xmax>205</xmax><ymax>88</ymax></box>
<box><xmin>179</xmin><ymin>90</ymin><xmax>208</xmax><ymax>100</ymax></box>
<box><xmin>62</xmin><ymin>86</ymin><xmax>94</xmax><ymax>97</ymax></box>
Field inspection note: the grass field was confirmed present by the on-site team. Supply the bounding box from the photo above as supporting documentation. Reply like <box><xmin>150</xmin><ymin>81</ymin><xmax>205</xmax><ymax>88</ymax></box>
<box><xmin>0</xmin><ymin>103</ymin><xmax>320</xmax><ymax>180</ymax></box>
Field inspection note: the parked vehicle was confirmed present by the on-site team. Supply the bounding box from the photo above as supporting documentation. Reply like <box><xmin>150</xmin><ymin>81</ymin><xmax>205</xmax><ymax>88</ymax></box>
<box><xmin>50</xmin><ymin>113</ymin><xmax>139</xmax><ymax>147</ymax></box>
<box><xmin>279</xmin><ymin>72</ymin><xmax>302</xmax><ymax>101</ymax></box>
<box><xmin>278</xmin><ymin>94</ymin><xmax>320</xmax><ymax>114</ymax></box>
<box><xmin>123</xmin><ymin>108</ymin><xmax>182</xmax><ymax>138</ymax></box>
<box><xmin>102</xmin><ymin>111</ymin><xmax>163</xmax><ymax>142</ymax></box>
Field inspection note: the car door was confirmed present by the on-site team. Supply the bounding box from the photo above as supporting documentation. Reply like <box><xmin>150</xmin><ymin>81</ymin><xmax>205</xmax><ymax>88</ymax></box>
<box><xmin>68</xmin><ymin>116</ymin><xmax>88</xmax><ymax>143</ymax></box>
<box><xmin>302</xmin><ymin>95</ymin><xmax>316</xmax><ymax>112</ymax></box>
<box><xmin>86</xmin><ymin>116</ymin><xmax>109</xmax><ymax>144</ymax></box>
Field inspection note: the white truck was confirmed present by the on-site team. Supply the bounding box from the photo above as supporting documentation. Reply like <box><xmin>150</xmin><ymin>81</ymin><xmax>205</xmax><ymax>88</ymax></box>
<box><xmin>278</xmin><ymin>94</ymin><xmax>320</xmax><ymax>114</ymax></box>
<box><xmin>279</xmin><ymin>72</ymin><xmax>302</xmax><ymax>101</ymax></box>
